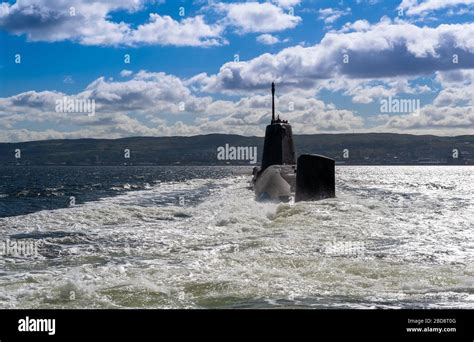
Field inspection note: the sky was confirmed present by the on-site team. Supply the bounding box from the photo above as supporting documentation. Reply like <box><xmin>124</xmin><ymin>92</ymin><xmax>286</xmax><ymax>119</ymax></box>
<box><xmin>0</xmin><ymin>0</ymin><xmax>473</xmax><ymax>142</ymax></box>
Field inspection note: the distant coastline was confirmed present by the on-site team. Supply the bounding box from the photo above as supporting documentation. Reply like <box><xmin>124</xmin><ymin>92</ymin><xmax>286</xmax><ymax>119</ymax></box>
<box><xmin>1</xmin><ymin>133</ymin><xmax>473</xmax><ymax>166</ymax></box>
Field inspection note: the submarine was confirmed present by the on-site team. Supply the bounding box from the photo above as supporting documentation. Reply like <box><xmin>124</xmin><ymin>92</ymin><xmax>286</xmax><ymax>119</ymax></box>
<box><xmin>252</xmin><ymin>82</ymin><xmax>335</xmax><ymax>202</ymax></box>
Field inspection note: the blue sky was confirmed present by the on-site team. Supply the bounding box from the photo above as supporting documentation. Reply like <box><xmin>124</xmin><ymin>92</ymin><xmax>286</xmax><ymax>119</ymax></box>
<box><xmin>0</xmin><ymin>0</ymin><xmax>473</xmax><ymax>141</ymax></box>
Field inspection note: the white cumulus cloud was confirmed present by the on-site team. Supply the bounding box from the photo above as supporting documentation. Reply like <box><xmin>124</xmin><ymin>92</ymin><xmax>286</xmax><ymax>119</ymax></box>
<box><xmin>214</xmin><ymin>2</ymin><xmax>301</xmax><ymax>33</ymax></box>
<box><xmin>398</xmin><ymin>0</ymin><xmax>474</xmax><ymax>16</ymax></box>
<box><xmin>256</xmin><ymin>34</ymin><xmax>280</xmax><ymax>45</ymax></box>
<box><xmin>0</xmin><ymin>0</ymin><xmax>225</xmax><ymax>47</ymax></box>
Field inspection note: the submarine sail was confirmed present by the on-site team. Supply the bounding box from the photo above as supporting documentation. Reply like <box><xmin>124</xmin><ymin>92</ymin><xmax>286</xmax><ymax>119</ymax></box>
<box><xmin>252</xmin><ymin>82</ymin><xmax>335</xmax><ymax>202</ymax></box>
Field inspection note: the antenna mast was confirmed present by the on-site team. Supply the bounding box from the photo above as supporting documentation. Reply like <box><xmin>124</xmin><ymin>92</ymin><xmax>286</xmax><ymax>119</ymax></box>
<box><xmin>271</xmin><ymin>81</ymin><xmax>275</xmax><ymax>123</ymax></box>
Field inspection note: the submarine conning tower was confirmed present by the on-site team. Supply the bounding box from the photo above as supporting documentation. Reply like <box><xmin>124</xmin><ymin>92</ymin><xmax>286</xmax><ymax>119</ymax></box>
<box><xmin>261</xmin><ymin>82</ymin><xmax>296</xmax><ymax>172</ymax></box>
<box><xmin>254</xmin><ymin>82</ymin><xmax>336</xmax><ymax>202</ymax></box>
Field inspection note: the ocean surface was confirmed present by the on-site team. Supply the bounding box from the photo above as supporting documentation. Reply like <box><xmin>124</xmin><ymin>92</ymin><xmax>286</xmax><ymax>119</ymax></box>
<box><xmin>0</xmin><ymin>165</ymin><xmax>472</xmax><ymax>309</ymax></box>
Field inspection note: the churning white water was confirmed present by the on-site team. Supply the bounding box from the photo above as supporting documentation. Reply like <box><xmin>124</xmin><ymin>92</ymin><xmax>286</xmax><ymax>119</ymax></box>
<box><xmin>0</xmin><ymin>166</ymin><xmax>472</xmax><ymax>308</ymax></box>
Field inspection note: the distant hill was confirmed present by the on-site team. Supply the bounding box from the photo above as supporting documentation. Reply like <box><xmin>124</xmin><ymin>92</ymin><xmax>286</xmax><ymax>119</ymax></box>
<box><xmin>0</xmin><ymin>133</ymin><xmax>473</xmax><ymax>165</ymax></box>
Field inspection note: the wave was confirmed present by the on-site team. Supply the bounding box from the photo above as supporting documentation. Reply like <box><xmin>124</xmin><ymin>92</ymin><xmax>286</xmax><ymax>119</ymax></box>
<box><xmin>0</xmin><ymin>167</ymin><xmax>472</xmax><ymax>309</ymax></box>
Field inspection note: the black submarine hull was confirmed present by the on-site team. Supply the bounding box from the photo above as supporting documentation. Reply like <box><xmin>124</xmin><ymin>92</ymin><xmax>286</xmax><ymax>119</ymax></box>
<box><xmin>253</xmin><ymin>154</ymin><xmax>335</xmax><ymax>202</ymax></box>
<box><xmin>252</xmin><ymin>82</ymin><xmax>335</xmax><ymax>202</ymax></box>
